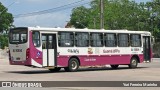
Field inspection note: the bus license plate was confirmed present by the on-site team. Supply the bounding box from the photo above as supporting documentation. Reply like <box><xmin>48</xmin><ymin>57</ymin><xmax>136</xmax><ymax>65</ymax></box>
<box><xmin>16</xmin><ymin>57</ymin><xmax>20</xmax><ymax>60</ymax></box>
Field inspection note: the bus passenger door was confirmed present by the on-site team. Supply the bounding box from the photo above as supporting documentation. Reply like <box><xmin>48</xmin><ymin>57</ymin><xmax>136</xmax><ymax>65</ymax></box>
<box><xmin>143</xmin><ymin>36</ymin><xmax>151</xmax><ymax>62</ymax></box>
<box><xmin>42</xmin><ymin>34</ymin><xmax>57</xmax><ymax>67</ymax></box>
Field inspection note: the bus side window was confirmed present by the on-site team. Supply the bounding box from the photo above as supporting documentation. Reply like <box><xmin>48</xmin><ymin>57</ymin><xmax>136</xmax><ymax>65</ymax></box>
<box><xmin>118</xmin><ymin>34</ymin><xmax>129</xmax><ymax>47</ymax></box>
<box><xmin>58</xmin><ymin>32</ymin><xmax>74</xmax><ymax>47</ymax></box>
<box><xmin>75</xmin><ymin>32</ymin><xmax>89</xmax><ymax>47</ymax></box>
<box><xmin>130</xmin><ymin>34</ymin><xmax>141</xmax><ymax>47</ymax></box>
<box><xmin>90</xmin><ymin>33</ymin><xmax>103</xmax><ymax>47</ymax></box>
<box><xmin>104</xmin><ymin>33</ymin><xmax>117</xmax><ymax>47</ymax></box>
<box><xmin>32</xmin><ymin>31</ymin><xmax>40</xmax><ymax>47</ymax></box>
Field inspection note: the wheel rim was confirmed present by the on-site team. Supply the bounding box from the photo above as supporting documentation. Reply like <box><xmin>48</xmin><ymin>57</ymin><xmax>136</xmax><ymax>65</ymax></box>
<box><xmin>71</xmin><ymin>61</ymin><xmax>77</xmax><ymax>70</ymax></box>
<box><xmin>132</xmin><ymin>59</ymin><xmax>137</xmax><ymax>66</ymax></box>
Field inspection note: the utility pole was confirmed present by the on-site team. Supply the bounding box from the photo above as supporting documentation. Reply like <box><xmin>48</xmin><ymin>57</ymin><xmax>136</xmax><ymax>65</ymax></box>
<box><xmin>100</xmin><ymin>0</ymin><xmax>104</xmax><ymax>29</ymax></box>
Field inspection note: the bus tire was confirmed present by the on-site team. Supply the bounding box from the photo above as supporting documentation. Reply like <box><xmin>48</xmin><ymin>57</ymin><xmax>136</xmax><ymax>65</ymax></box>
<box><xmin>128</xmin><ymin>57</ymin><xmax>138</xmax><ymax>68</ymax></box>
<box><xmin>49</xmin><ymin>67</ymin><xmax>61</xmax><ymax>72</ymax></box>
<box><xmin>110</xmin><ymin>65</ymin><xmax>119</xmax><ymax>69</ymax></box>
<box><xmin>64</xmin><ymin>58</ymin><xmax>79</xmax><ymax>72</ymax></box>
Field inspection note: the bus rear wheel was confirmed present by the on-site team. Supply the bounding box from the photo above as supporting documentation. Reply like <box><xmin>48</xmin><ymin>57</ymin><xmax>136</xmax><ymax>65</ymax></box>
<box><xmin>128</xmin><ymin>57</ymin><xmax>138</xmax><ymax>68</ymax></box>
<box><xmin>64</xmin><ymin>58</ymin><xmax>79</xmax><ymax>72</ymax></box>
<box><xmin>49</xmin><ymin>67</ymin><xmax>61</xmax><ymax>72</ymax></box>
<box><xmin>110</xmin><ymin>65</ymin><xmax>119</xmax><ymax>69</ymax></box>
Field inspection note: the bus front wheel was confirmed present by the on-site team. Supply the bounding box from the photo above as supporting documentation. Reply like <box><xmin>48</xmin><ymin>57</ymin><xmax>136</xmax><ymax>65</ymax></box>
<box><xmin>64</xmin><ymin>58</ymin><xmax>79</xmax><ymax>72</ymax></box>
<box><xmin>128</xmin><ymin>57</ymin><xmax>138</xmax><ymax>68</ymax></box>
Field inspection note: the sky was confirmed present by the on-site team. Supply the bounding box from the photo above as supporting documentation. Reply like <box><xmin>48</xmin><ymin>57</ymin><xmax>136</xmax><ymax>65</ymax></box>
<box><xmin>0</xmin><ymin>0</ymin><xmax>152</xmax><ymax>28</ymax></box>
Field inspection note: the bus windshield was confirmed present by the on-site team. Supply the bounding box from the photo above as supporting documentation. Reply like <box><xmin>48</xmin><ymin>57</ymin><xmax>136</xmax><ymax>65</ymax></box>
<box><xmin>9</xmin><ymin>28</ymin><xmax>28</xmax><ymax>44</ymax></box>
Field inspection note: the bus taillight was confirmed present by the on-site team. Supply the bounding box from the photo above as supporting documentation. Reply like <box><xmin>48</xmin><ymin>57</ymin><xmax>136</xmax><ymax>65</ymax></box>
<box><xmin>26</xmin><ymin>48</ymin><xmax>30</xmax><ymax>59</ymax></box>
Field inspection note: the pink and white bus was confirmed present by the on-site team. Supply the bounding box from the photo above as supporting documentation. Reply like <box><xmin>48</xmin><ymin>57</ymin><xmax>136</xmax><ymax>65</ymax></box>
<box><xmin>8</xmin><ymin>27</ymin><xmax>153</xmax><ymax>72</ymax></box>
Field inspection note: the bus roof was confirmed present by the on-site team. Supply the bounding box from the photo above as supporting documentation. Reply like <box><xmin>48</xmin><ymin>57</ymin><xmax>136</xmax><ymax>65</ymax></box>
<box><xmin>14</xmin><ymin>27</ymin><xmax>151</xmax><ymax>35</ymax></box>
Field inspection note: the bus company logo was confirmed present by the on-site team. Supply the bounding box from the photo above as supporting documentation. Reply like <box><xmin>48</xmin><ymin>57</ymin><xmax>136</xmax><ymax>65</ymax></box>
<box><xmin>68</xmin><ymin>49</ymin><xmax>79</xmax><ymax>54</ymax></box>
<box><xmin>103</xmin><ymin>49</ymin><xmax>120</xmax><ymax>53</ymax></box>
<box><xmin>13</xmin><ymin>49</ymin><xmax>22</xmax><ymax>52</ymax></box>
<box><xmin>88</xmin><ymin>48</ymin><xmax>93</xmax><ymax>54</ymax></box>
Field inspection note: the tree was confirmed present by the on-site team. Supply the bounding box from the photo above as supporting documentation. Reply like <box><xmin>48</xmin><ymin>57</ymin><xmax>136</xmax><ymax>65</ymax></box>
<box><xmin>0</xmin><ymin>34</ymin><xmax>8</xmax><ymax>49</ymax></box>
<box><xmin>70</xmin><ymin>0</ymin><xmax>139</xmax><ymax>29</ymax></box>
<box><xmin>146</xmin><ymin>0</ymin><xmax>160</xmax><ymax>38</ymax></box>
<box><xmin>69</xmin><ymin>0</ymin><xmax>160</xmax><ymax>38</ymax></box>
<box><xmin>0</xmin><ymin>2</ymin><xmax>14</xmax><ymax>33</ymax></box>
<box><xmin>70</xmin><ymin>6</ymin><xmax>91</xmax><ymax>28</ymax></box>
<box><xmin>0</xmin><ymin>2</ymin><xmax>14</xmax><ymax>49</ymax></box>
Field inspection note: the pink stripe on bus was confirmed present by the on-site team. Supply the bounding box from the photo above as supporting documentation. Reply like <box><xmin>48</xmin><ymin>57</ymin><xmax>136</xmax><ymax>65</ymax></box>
<box><xmin>57</xmin><ymin>54</ymin><xmax>144</xmax><ymax>67</ymax></box>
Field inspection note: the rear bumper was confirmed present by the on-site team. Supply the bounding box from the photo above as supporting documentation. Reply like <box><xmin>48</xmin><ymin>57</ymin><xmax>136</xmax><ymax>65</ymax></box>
<box><xmin>9</xmin><ymin>58</ymin><xmax>43</xmax><ymax>68</ymax></box>
<box><xmin>9</xmin><ymin>58</ymin><xmax>31</xmax><ymax>65</ymax></box>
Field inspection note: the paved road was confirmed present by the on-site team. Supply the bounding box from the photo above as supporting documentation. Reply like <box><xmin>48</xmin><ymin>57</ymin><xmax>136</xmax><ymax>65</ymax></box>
<box><xmin>0</xmin><ymin>50</ymin><xmax>160</xmax><ymax>90</ymax></box>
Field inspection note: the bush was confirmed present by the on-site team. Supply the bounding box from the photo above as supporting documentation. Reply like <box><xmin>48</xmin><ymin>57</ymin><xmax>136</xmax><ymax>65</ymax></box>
<box><xmin>0</xmin><ymin>34</ymin><xmax>8</xmax><ymax>49</ymax></box>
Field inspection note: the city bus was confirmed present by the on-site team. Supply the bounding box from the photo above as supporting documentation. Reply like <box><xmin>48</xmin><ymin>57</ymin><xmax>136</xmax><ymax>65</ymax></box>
<box><xmin>8</xmin><ymin>27</ymin><xmax>153</xmax><ymax>72</ymax></box>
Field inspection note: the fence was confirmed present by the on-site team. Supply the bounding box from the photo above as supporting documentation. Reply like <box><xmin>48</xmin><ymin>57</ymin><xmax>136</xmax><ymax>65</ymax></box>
<box><xmin>153</xmin><ymin>38</ymin><xmax>160</xmax><ymax>58</ymax></box>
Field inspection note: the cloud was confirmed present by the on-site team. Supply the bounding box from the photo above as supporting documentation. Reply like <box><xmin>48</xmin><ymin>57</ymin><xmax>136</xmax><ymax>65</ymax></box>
<box><xmin>13</xmin><ymin>12</ymin><xmax>69</xmax><ymax>28</ymax></box>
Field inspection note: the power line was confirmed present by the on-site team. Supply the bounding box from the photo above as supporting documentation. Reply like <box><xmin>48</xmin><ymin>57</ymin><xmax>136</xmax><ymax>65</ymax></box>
<box><xmin>0</xmin><ymin>1</ymin><xmax>18</xmax><ymax>16</ymax></box>
<box><xmin>14</xmin><ymin>0</ymin><xmax>91</xmax><ymax>18</ymax></box>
